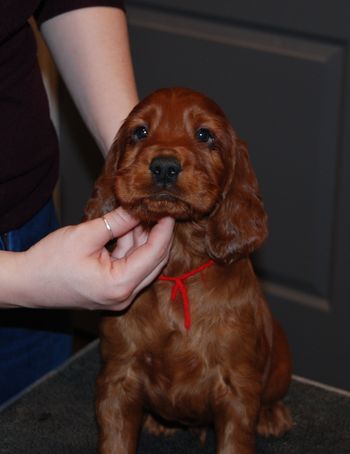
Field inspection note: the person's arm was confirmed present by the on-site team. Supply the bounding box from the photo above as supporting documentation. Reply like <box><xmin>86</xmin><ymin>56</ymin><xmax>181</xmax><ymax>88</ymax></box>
<box><xmin>40</xmin><ymin>7</ymin><xmax>138</xmax><ymax>156</ymax></box>
<box><xmin>0</xmin><ymin>208</ymin><xmax>174</xmax><ymax>310</ymax></box>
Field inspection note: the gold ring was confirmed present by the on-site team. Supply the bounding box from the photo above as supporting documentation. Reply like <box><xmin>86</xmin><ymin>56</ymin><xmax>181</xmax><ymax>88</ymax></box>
<box><xmin>102</xmin><ymin>215</ymin><xmax>114</xmax><ymax>241</ymax></box>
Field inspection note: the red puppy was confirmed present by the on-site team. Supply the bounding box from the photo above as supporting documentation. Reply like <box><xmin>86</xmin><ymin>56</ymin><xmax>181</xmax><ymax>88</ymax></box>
<box><xmin>85</xmin><ymin>87</ymin><xmax>293</xmax><ymax>453</ymax></box>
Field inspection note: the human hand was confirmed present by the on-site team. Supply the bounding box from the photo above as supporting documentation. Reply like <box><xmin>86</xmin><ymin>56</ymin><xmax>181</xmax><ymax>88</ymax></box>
<box><xmin>7</xmin><ymin>208</ymin><xmax>174</xmax><ymax>310</ymax></box>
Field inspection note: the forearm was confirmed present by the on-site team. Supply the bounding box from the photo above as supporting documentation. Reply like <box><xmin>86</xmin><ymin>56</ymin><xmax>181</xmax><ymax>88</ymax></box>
<box><xmin>0</xmin><ymin>251</ymin><xmax>29</xmax><ymax>308</ymax></box>
<box><xmin>0</xmin><ymin>249</ymin><xmax>62</xmax><ymax>309</ymax></box>
<box><xmin>41</xmin><ymin>7</ymin><xmax>138</xmax><ymax>156</ymax></box>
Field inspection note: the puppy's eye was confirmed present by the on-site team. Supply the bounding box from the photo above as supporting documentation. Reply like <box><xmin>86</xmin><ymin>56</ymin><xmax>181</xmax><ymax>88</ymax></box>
<box><xmin>132</xmin><ymin>126</ymin><xmax>148</xmax><ymax>141</ymax></box>
<box><xmin>196</xmin><ymin>128</ymin><xmax>214</xmax><ymax>144</ymax></box>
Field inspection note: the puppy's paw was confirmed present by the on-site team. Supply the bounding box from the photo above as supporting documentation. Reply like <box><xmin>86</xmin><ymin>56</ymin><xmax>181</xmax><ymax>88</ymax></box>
<box><xmin>143</xmin><ymin>414</ymin><xmax>178</xmax><ymax>437</ymax></box>
<box><xmin>257</xmin><ymin>401</ymin><xmax>293</xmax><ymax>437</ymax></box>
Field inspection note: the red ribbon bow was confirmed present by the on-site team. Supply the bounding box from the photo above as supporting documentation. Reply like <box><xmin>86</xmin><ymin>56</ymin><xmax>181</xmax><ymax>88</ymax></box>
<box><xmin>159</xmin><ymin>260</ymin><xmax>214</xmax><ymax>330</ymax></box>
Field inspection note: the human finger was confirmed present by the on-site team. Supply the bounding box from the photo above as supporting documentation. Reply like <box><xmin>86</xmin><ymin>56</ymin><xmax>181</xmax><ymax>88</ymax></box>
<box><xmin>132</xmin><ymin>225</ymin><xmax>149</xmax><ymax>249</ymax></box>
<box><xmin>78</xmin><ymin>207</ymin><xmax>140</xmax><ymax>254</ymax></box>
<box><xmin>111</xmin><ymin>230</ymin><xmax>135</xmax><ymax>259</ymax></box>
<box><xmin>131</xmin><ymin>253</ymin><xmax>170</xmax><ymax>294</ymax></box>
<box><xmin>111</xmin><ymin>217</ymin><xmax>174</xmax><ymax>287</ymax></box>
<box><xmin>106</xmin><ymin>252</ymin><xmax>170</xmax><ymax>311</ymax></box>
<box><xmin>103</xmin><ymin>207</ymin><xmax>141</xmax><ymax>239</ymax></box>
<box><xmin>111</xmin><ymin>224</ymin><xmax>149</xmax><ymax>259</ymax></box>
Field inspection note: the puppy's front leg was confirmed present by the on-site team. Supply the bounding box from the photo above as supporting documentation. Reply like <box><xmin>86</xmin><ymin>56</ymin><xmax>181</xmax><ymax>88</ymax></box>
<box><xmin>96</xmin><ymin>367</ymin><xmax>143</xmax><ymax>454</ymax></box>
<box><xmin>212</xmin><ymin>374</ymin><xmax>261</xmax><ymax>454</ymax></box>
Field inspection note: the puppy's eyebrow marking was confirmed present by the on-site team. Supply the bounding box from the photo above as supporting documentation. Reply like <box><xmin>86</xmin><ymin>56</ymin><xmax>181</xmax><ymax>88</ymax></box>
<box><xmin>132</xmin><ymin>104</ymin><xmax>162</xmax><ymax>131</ymax></box>
<box><xmin>183</xmin><ymin>105</ymin><xmax>203</xmax><ymax>124</ymax></box>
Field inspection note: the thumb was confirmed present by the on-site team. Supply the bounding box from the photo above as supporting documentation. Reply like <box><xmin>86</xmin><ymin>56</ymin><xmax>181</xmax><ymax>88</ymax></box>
<box><xmin>80</xmin><ymin>207</ymin><xmax>140</xmax><ymax>252</ymax></box>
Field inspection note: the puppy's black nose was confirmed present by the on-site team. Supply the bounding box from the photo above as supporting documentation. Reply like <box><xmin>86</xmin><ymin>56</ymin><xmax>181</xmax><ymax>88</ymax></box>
<box><xmin>149</xmin><ymin>156</ymin><xmax>182</xmax><ymax>187</ymax></box>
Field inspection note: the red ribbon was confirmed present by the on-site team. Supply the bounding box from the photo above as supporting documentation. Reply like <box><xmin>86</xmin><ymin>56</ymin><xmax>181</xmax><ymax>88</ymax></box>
<box><xmin>159</xmin><ymin>260</ymin><xmax>214</xmax><ymax>330</ymax></box>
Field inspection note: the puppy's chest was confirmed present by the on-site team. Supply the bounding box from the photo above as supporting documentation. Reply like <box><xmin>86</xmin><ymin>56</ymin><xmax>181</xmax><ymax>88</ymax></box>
<box><xmin>139</xmin><ymin>331</ymin><xmax>227</xmax><ymax>422</ymax></box>
<box><xmin>119</xmin><ymin>268</ymin><xmax>255</xmax><ymax>421</ymax></box>
<box><xmin>135</xmin><ymin>287</ymin><xmax>244</xmax><ymax>420</ymax></box>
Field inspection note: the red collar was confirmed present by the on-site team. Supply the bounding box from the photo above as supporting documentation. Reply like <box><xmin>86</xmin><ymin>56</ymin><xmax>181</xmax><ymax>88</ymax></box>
<box><xmin>159</xmin><ymin>260</ymin><xmax>214</xmax><ymax>330</ymax></box>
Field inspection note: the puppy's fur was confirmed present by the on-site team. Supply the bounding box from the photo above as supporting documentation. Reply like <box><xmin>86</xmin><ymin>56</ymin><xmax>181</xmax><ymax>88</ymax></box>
<box><xmin>85</xmin><ymin>87</ymin><xmax>293</xmax><ymax>453</ymax></box>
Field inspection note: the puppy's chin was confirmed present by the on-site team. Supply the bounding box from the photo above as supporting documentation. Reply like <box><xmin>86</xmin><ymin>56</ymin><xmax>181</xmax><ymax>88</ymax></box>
<box><xmin>119</xmin><ymin>197</ymin><xmax>199</xmax><ymax>223</ymax></box>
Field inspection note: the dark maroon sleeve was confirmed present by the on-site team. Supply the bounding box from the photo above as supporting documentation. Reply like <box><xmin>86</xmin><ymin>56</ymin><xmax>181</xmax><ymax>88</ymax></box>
<box><xmin>35</xmin><ymin>0</ymin><xmax>125</xmax><ymax>26</ymax></box>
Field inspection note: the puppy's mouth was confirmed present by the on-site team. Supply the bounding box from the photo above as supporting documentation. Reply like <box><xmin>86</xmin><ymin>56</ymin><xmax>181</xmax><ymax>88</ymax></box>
<box><xmin>147</xmin><ymin>192</ymin><xmax>179</xmax><ymax>202</ymax></box>
<box><xmin>142</xmin><ymin>191</ymin><xmax>190</xmax><ymax>214</ymax></box>
<box><xmin>123</xmin><ymin>191</ymin><xmax>194</xmax><ymax>222</ymax></box>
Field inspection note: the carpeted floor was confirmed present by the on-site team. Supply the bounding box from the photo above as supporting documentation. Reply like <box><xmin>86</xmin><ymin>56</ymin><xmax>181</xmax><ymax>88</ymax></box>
<box><xmin>1</xmin><ymin>340</ymin><xmax>349</xmax><ymax>454</ymax></box>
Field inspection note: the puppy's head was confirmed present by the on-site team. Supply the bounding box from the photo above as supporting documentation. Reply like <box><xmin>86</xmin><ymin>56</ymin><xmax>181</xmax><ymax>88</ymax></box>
<box><xmin>86</xmin><ymin>87</ymin><xmax>267</xmax><ymax>263</ymax></box>
<box><xmin>110</xmin><ymin>87</ymin><xmax>232</xmax><ymax>222</ymax></box>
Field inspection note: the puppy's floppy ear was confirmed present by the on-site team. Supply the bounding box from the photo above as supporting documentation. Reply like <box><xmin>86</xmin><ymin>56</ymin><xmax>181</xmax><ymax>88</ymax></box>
<box><xmin>84</xmin><ymin>131</ymin><xmax>125</xmax><ymax>221</ymax></box>
<box><xmin>205</xmin><ymin>136</ymin><xmax>268</xmax><ymax>264</ymax></box>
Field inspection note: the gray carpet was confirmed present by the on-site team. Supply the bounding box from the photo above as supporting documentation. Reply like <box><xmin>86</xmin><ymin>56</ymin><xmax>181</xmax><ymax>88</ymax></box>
<box><xmin>1</xmin><ymin>341</ymin><xmax>349</xmax><ymax>454</ymax></box>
